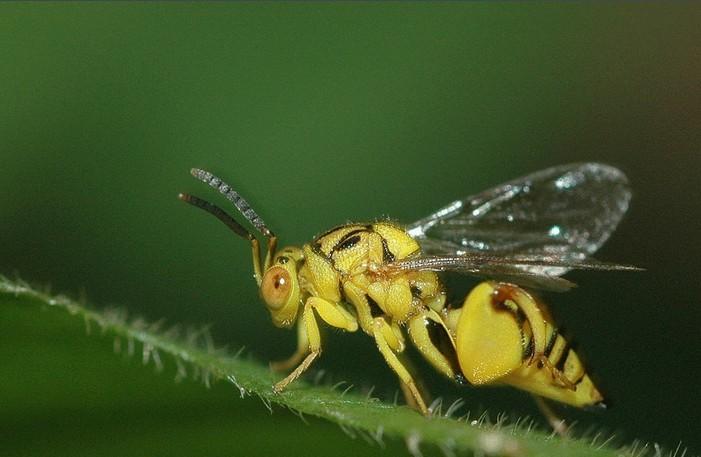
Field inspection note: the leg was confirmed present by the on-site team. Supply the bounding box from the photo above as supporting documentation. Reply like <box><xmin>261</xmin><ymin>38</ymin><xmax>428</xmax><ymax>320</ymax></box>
<box><xmin>533</xmin><ymin>395</ymin><xmax>568</xmax><ymax>437</ymax></box>
<box><xmin>372</xmin><ymin>317</ymin><xmax>428</xmax><ymax>415</ymax></box>
<box><xmin>273</xmin><ymin>296</ymin><xmax>358</xmax><ymax>393</ymax></box>
<box><xmin>492</xmin><ymin>283</ymin><xmax>548</xmax><ymax>364</ymax></box>
<box><xmin>537</xmin><ymin>355</ymin><xmax>576</xmax><ymax>390</ymax></box>
<box><xmin>495</xmin><ymin>284</ymin><xmax>587</xmax><ymax>392</ymax></box>
<box><xmin>342</xmin><ymin>281</ymin><xmax>376</xmax><ymax>334</ymax></box>
<box><xmin>407</xmin><ymin>309</ymin><xmax>464</xmax><ymax>383</ymax></box>
<box><xmin>397</xmin><ymin>351</ymin><xmax>433</xmax><ymax>412</ymax></box>
<box><xmin>270</xmin><ymin>317</ymin><xmax>309</xmax><ymax>372</ymax></box>
<box><xmin>343</xmin><ymin>282</ymin><xmax>433</xmax><ymax>409</ymax></box>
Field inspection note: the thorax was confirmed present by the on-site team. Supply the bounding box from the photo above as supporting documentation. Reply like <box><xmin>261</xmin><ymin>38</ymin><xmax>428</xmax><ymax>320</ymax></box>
<box><xmin>297</xmin><ymin>222</ymin><xmax>446</xmax><ymax>322</ymax></box>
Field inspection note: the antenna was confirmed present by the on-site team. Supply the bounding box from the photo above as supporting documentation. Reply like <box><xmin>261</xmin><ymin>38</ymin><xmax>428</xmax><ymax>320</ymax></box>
<box><xmin>180</xmin><ymin>168</ymin><xmax>278</xmax><ymax>286</ymax></box>
<box><xmin>189</xmin><ymin>168</ymin><xmax>274</xmax><ymax>238</ymax></box>
<box><xmin>178</xmin><ymin>193</ymin><xmax>253</xmax><ymax>241</ymax></box>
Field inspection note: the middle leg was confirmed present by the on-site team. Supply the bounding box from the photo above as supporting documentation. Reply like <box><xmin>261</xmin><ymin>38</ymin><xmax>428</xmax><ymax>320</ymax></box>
<box><xmin>407</xmin><ymin>308</ymin><xmax>465</xmax><ymax>384</ymax></box>
<box><xmin>371</xmin><ymin>317</ymin><xmax>428</xmax><ymax>415</ymax></box>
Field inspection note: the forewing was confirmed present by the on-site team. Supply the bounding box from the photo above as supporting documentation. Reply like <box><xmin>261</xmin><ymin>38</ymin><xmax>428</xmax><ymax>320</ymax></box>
<box><xmin>388</xmin><ymin>253</ymin><xmax>641</xmax><ymax>292</ymax></box>
<box><xmin>406</xmin><ymin>163</ymin><xmax>631</xmax><ymax>277</ymax></box>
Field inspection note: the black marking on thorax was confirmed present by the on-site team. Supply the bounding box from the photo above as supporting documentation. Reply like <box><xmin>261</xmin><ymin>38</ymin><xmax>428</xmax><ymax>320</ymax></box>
<box><xmin>313</xmin><ymin>226</ymin><xmax>373</xmax><ymax>263</ymax></box>
<box><xmin>366</xmin><ymin>294</ymin><xmax>384</xmax><ymax>318</ymax></box>
<box><xmin>410</xmin><ymin>285</ymin><xmax>422</xmax><ymax>299</ymax></box>
<box><xmin>329</xmin><ymin>229</ymin><xmax>367</xmax><ymax>255</ymax></box>
<box><xmin>313</xmin><ymin>224</ymin><xmax>401</xmax><ymax>267</ymax></box>
<box><xmin>314</xmin><ymin>223</ymin><xmax>372</xmax><ymax>243</ymax></box>
<box><xmin>381</xmin><ymin>238</ymin><xmax>395</xmax><ymax>263</ymax></box>
<box><xmin>314</xmin><ymin>224</ymin><xmax>350</xmax><ymax>243</ymax></box>
<box><xmin>310</xmin><ymin>240</ymin><xmax>329</xmax><ymax>262</ymax></box>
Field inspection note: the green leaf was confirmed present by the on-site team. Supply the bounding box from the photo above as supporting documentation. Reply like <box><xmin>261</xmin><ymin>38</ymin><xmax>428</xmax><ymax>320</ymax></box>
<box><xmin>0</xmin><ymin>276</ymin><xmax>648</xmax><ymax>456</ymax></box>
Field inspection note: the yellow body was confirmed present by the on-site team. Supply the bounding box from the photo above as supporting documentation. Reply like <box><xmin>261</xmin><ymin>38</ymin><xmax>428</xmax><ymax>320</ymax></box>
<box><xmin>261</xmin><ymin>222</ymin><xmax>602</xmax><ymax>411</ymax></box>
<box><xmin>181</xmin><ymin>166</ymin><xmax>614</xmax><ymax>431</ymax></box>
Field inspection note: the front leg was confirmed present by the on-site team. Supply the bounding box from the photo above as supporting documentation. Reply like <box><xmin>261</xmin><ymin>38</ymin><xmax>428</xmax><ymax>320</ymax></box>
<box><xmin>270</xmin><ymin>317</ymin><xmax>309</xmax><ymax>372</ymax></box>
<box><xmin>273</xmin><ymin>296</ymin><xmax>358</xmax><ymax>393</ymax></box>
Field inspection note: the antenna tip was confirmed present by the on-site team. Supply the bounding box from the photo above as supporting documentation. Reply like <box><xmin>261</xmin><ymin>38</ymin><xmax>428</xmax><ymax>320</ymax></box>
<box><xmin>190</xmin><ymin>168</ymin><xmax>215</xmax><ymax>183</ymax></box>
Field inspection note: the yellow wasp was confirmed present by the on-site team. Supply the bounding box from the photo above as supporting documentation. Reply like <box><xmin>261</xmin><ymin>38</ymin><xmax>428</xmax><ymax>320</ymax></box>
<box><xmin>179</xmin><ymin>163</ymin><xmax>639</xmax><ymax>429</ymax></box>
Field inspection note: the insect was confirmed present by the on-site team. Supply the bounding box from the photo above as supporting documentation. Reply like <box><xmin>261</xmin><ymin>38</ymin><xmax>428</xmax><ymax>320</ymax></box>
<box><xmin>179</xmin><ymin>163</ymin><xmax>639</xmax><ymax>430</ymax></box>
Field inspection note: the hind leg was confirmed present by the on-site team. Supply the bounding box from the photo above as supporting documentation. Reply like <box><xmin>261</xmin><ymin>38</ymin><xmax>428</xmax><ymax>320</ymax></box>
<box><xmin>533</xmin><ymin>395</ymin><xmax>568</xmax><ymax>437</ymax></box>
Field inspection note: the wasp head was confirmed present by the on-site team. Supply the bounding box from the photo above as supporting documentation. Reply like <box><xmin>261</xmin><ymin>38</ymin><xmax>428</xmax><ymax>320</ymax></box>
<box><xmin>260</xmin><ymin>248</ymin><xmax>303</xmax><ymax>327</ymax></box>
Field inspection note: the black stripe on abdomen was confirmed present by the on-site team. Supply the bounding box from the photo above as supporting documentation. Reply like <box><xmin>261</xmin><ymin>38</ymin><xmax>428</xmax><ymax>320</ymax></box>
<box><xmin>544</xmin><ymin>328</ymin><xmax>558</xmax><ymax>357</ymax></box>
<box><xmin>554</xmin><ymin>344</ymin><xmax>570</xmax><ymax>372</ymax></box>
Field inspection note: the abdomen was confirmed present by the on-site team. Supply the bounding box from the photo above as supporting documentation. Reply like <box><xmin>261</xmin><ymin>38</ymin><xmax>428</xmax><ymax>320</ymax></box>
<box><xmin>454</xmin><ymin>282</ymin><xmax>604</xmax><ymax>408</ymax></box>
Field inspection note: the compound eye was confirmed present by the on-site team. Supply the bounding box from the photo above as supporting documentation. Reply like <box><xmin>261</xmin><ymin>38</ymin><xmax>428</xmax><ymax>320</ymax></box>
<box><xmin>261</xmin><ymin>266</ymin><xmax>292</xmax><ymax>310</ymax></box>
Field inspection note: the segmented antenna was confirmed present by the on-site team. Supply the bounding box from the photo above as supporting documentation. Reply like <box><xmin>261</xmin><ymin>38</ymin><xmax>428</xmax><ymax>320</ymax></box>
<box><xmin>178</xmin><ymin>193</ymin><xmax>253</xmax><ymax>240</ymax></box>
<box><xmin>190</xmin><ymin>168</ymin><xmax>274</xmax><ymax>237</ymax></box>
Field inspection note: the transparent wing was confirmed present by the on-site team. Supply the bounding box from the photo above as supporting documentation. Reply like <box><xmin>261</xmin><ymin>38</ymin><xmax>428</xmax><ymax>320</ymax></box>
<box><xmin>404</xmin><ymin>162</ymin><xmax>632</xmax><ymax>279</ymax></box>
<box><xmin>388</xmin><ymin>253</ymin><xmax>641</xmax><ymax>292</ymax></box>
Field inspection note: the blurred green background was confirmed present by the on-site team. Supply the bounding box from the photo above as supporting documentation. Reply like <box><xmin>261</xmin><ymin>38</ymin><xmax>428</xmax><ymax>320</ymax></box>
<box><xmin>1</xmin><ymin>3</ymin><xmax>700</xmax><ymax>456</ymax></box>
